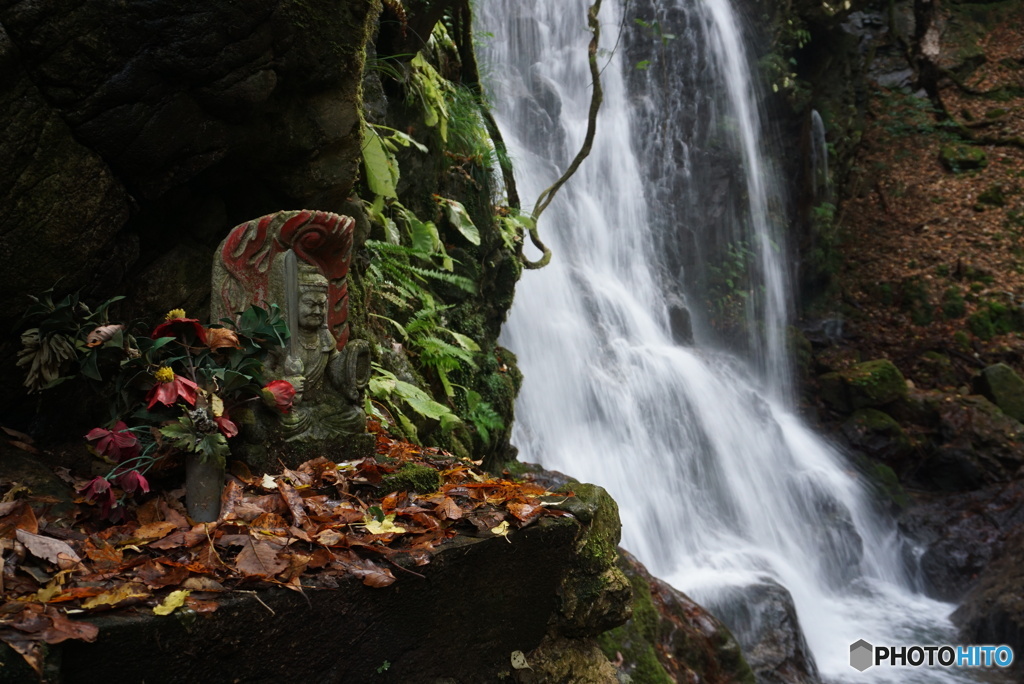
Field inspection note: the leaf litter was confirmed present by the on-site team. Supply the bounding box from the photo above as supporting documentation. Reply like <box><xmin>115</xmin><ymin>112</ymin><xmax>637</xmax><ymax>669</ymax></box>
<box><xmin>0</xmin><ymin>419</ymin><xmax>574</xmax><ymax>675</ymax></box>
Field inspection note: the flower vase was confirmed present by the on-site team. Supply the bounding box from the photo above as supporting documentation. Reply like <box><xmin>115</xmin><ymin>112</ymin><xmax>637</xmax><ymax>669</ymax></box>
<box><xmin>186</xmin><ymin>453</ymin><xmax>223</xmax><ymax>522</ymax></box>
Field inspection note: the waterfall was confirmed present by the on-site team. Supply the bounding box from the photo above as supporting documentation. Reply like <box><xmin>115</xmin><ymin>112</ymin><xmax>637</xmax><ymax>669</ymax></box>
<box><xmin>811</xmin><ymin>109</ymin><xmax>832</xmax><ymax>202</ymax></box>
<box><xmin>478</xmin><ymin>1</ymin><xmax>971</xmax><ymax>682</ymax></box>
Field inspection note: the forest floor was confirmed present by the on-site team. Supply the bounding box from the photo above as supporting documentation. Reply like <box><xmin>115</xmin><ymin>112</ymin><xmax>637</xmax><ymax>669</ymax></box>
<box><xmin>831</xmin><ymin>1</ymin><xmax>1024</xmax><ymax>389</ymax></box>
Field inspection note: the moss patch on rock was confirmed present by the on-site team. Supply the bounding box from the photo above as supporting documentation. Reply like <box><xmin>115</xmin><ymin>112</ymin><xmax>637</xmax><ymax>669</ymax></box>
<box><xmin>940</xmin><ymin>143</ymin><xmax>988</xmax><ymax>172</ymax></box>
<box><xmin>553</xmin><ymin>483</ymin><xmax>632</xmax><ymax>637</ymax></box>
<box><xmin>819</xmin><ymin>359</ymin><xmax>907</xmax><ymax>413</ymax></box>
<box><xmin>973</xmin><ymin>363</ymin><xmax>1024</xmax><ymax>423</ymax></box>
<box><xmin>379</xmin><ymin>463</ymin><xmax>443</xmax><ymax>493</ymax></box>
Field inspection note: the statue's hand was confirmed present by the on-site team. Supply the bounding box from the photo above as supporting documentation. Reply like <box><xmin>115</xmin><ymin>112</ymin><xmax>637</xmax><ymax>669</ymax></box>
<box><xmin>284</xmin><ymin>355</ymin><xmax>304</xmax><ymax>377</ymax></box>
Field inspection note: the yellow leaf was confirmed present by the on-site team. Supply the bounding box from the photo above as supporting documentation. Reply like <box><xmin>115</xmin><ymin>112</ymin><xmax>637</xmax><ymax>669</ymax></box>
<box><xmin>153</xmin><ymin>589</ymin><xmax>191</xmax><ymax>616</ymax></box>
<box><xmin>82</xmin><ymin>583</ymin><xmax>150</xmax><ymax>609</ymax></box>
<box><xmin>510</xmin><ymin>650</ymin><xmax>531</xmax><ymax>670</ymax></box>
<box><xmin>210</xmin><ymin>394</ymin><xmax>225</xmax><ymax>417</ymax></box>
<box><xmin>364</xmin><ymin>514</ymin><xmax>406</xmax><ymax>535</ymax></box>
<box><xmin>491</xmin><ymin>520</ymin><xmax>511</xmax><ymax>542</ymax></box>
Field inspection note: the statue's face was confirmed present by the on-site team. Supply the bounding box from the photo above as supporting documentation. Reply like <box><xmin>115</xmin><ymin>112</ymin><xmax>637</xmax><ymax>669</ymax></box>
<box><xmin>298</xmin><ymin>291</ymin><xmax>328</xmax><ymax>331</ymax></box>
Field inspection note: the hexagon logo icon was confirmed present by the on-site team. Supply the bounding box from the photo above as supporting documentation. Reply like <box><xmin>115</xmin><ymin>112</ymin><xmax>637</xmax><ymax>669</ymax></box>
<box><xmin>850</xmin><ymin>639</ymin><xmax>874</xmax><ymax>671</ymax></box>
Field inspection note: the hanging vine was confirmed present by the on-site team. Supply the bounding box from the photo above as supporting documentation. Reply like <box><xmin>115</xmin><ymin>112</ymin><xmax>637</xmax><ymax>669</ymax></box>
<box><xmin>521</xmin><ymin>0</ymin><xmax>604</xmax><ymax>270</ymax></box>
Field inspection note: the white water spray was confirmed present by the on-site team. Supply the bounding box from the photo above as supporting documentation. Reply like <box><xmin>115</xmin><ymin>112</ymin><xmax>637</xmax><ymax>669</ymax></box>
<box><xmin>479</xmin><ymin>1</ymin><xmax>971</xmax><ymax>682</ymax></box>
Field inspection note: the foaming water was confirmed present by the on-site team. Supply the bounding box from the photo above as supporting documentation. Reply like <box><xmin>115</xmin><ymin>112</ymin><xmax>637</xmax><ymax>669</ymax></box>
<box><xmin>478</xmin><ymin>1</ymin><xmax>972</xmax><ymax>681</ymax></box>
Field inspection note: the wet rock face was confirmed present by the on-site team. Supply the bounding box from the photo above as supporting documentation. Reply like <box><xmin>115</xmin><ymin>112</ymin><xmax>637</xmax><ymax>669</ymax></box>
<box><xmin>900</xmin><ymin>480</ymin><xmax>1024</xmax><ymax>601</ymax></box>
<box><xmin>699</xmin><ymin>578</ymin><xmax>821</xmax><ymax>684</ymax></box>
<box><xmin>953</xmin><ymin>528</ymin><xmax>1024</xmax><ymax>662</ymax></box>
<box><xmin>599</xmin><ymin>550</ymin><xmax>756</xmax><ymax>684</ymax></box>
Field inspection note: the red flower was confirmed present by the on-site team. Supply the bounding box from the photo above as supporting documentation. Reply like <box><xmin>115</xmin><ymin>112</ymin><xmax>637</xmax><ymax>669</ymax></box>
<box><xmin>85</xmin><ymin>421</ymin><xmax>138</xmax><ymax>461</ymax></box>
<box><xmin>79</xmin><ymin>476</ymin><xmax>117</xmax><ymax>516</ymax></box>
<box><xmin>151</xmin><ymin>318</ymin><xmax>207</xmax><ymax>345</ymax></box>
<box><xmin>215</xmin><ymin>415</ymin><xmax>239</xmax><ymax>438</ymax></box>
<box><xmin>116</xmin><ymin>470</ymin><xmax>150</xmax><ymax>495</ymax></box>
<box><xmin>146</xmin><ymin>370</ymin><xmax>198</xmax><ymax>409</ymax></box>
<box><xmin>262</xmin><ymin>380</ymin><xmax>296</xmax><ymax>414</ymax></box>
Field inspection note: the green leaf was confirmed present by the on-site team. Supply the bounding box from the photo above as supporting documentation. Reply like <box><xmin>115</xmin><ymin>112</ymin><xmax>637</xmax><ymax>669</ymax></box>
<box><xmin>447</xmin><ymin>331</ymin><xmax>480</xmax><ymax>352</ymax></box>
<box><xmin>362</xmin><ymin>123</ymin><xmax>399</xmax><ymax>199</ymax></box>
<box><xmin>80</xmin><ymin>352</ymin><xmax>102</xmax><ymax>381</ymax></box>
<box><xmin>387</xmin><ymin>129</ymin><xmax>429</xmax><ymax>154</ymax></box>
<box><xmin>437</xmin><ymin>197</ymin><xmax>480</xmax><ymax>246</ymax></box>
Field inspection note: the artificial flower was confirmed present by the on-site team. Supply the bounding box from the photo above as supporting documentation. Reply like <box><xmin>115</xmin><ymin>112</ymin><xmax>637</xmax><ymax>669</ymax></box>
<box><xmin>84</xmin><ymin>421</ymin><xmax>138</xmax><ymax>461</ymax></box>
<box><xmin>261</xmin><ymin>379</ymin><xmax>296</xmax><ymax>414</ymax></box>
<box><xmin>205</xmin><ymin>327</ymin><xmax>242</xmax><ymax>351</ymax></box>
<box><xmin>215</xmin><ymin>415</ymin><xmax>239</xmax><ymax>438</ymax></box>
<box><xmin>151</xmin><ymin>311</ymin><xmax>207</xmax><ymax>345</ymax></box>
<box><xmin>146</xmin><ymin>367</ymin><xmax>198</xmax><ymax>409</ymax></box>
<box><xmin>79</xmin><ymin>476</ymin><xmax>117</xmax><ymax>516</ymax></box>
<box><xmin>116</xmin><ymin>470</ymin><xmax>150</xmax><ymax>495</ymax></box>
<box><xmin>85</xmin><ymin>324</ymin><xmax>125</xmax><ymax>348</ymax></box>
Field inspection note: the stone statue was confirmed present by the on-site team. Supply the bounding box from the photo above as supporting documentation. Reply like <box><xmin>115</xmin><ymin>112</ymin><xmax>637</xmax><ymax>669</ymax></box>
<box><xmin>212</xmin><ymin>210</ymin><xmax>371</xmax><ymax>446</ymax></box>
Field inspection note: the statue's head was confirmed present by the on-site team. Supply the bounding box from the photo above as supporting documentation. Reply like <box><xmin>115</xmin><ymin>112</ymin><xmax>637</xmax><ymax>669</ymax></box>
<box><xmin>298</xmin><ymin>266</ymin><xmax>329</xmax><ymax>332</ymax></box>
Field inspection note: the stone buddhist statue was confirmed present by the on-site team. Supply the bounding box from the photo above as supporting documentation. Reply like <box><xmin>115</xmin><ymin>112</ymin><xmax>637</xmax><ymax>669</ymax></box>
<box><xmin>212</xmin><ymin>210</ymin><xmax>371</xmax><ymax>449</ymax></box>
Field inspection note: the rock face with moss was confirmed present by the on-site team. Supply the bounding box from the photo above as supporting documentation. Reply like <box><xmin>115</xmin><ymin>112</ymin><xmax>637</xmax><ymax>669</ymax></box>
<box><xmin>598</xmin><ymin>550</ymin><xmax>755</xmax><ymax>684</ymax></box>
<box><xmin>818</xmin><ymin>359</ymin><xmax>907</xmax><ymax>413</ymax></box>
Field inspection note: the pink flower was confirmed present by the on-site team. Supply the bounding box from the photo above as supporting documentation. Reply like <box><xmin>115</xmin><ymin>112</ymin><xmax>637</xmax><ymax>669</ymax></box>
<box><xmin>261</xmin><ymin>380</ymin><xmax>296</xmax><ymax>414</ymax></box>
<box><xmin>151</xmin><ymin>317</ymin><xmax>207</xmax><ymax>345</ymax></box>
<box><xmin>85</xmin><ymin>421</ymin><xmax>138</xmax><ymax>461</ymax></box>
<box><xmin>215</xmin><ymin>415</ymin><xmax>239</xmax><ymax>438</ymax></box>
<box><xmin>79</xmin><ymin>476</ymin><xmax>117</xmax><ymax>516</ymax></box>
<box><xmin>146</xmin><ymin>369</ymin><xmax>198</xmax><ymax>409</ymax></box>
<box><xmin>116</xmin><ymin>470</ymin><xmax>150</xmax><ymax>495</ymax></box>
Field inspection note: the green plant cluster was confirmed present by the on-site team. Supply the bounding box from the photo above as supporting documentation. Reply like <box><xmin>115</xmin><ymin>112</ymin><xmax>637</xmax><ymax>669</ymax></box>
<box><xmin>356</xmin><ymin>15</ymin><xmax>522</xmax><ymax>454</ymax></box>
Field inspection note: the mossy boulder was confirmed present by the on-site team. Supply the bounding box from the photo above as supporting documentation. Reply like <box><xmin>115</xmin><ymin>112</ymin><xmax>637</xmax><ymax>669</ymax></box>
<box><xmin>818</xmin><ymin>359</ymin><xmax>907</xmax><ymax>412</ymax></box>
<box><xmin>597</xmin><ymin>550</ymin><xmax>755</xmax><ymax>684</ymax></box>
<box><xmin>842</xmin><ymin>408</ymin><xmax>912</xmax><ymax>461</ymax></box>
<box><xmin>973</xmin><ymin>363</ymin><xmax>1024</xmax><ymax>423</ymax></box>
<box><xmin>552</xmin><ymin>483</ymin><xmax>632</xmax><ymax>637</ymax></box>
<box><xmin>939</xmin><ymin>144</ymin><xmax>987</xmax><ymax>172</ymax></box>
<box><xmin>854</xmin><ymin>456</ymin><xmax>911</xmax><ymax>510</ymax></box>
<box><xmin>913</xmin><ymin>351</ymin><xmax>959</xmax><ymax>388</ymax></box>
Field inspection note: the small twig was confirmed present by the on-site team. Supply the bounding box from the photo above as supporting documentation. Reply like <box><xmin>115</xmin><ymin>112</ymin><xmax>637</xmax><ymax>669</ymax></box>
<box><xmin>383</xmin><ymin>556</ymin><xmax>426</xmax><ymax>579</ymax></box>
<box><xmin>236</xmin><ymin>590</ymin><xmax>276</xmax><ymax>616</ymax></box>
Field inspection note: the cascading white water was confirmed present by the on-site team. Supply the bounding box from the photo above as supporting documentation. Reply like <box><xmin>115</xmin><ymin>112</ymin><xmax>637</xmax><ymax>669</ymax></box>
<box><xmin>478</xmin><ymin>1</ymin><xmax>973</xmax><ymax>682</ymax></box>
<box><xmin>811</xmin><ymin>109</ymin><xmax>832</xmax><ymax>202</ymax></box>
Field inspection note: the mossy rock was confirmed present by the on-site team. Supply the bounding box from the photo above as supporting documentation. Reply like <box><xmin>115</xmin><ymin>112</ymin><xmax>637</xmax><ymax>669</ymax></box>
<box><xmin>854</xmin><ymin>456</ymin><xmax>911</xmax><ymax>509</ymax></box>
<box><xmin>379</xmin><ymin>463</ymin><xmax>442</xmax><ymax>493</ymax></box>
<box><xmin>553</xmin><ymin>483</ymin><xmax>632</xmax><ymax>637</ymax></box>
<box><xmin>914</xmin><ymin>351</ymin><xmax>959</xmax><ymax>388</ymax></box>
<box><xmin>597</xmin><ymin>550</ymin><xmax>755</xmax><ymax>684</ymax></box>
<box><xmin>842</xmin><ymin>408</ymin><xmax>912</xmax><ymax>460</ymax></box>
<box><xmin>844</xmin><ymin>359</ymin><xmax>908</xmax><ymax>409</ymax></box>
<box><xmin>973</xmin><ymin>363</ymin><xmax>1024</xmax><ymax>423</ymax></box>
<box><xmin>976</xmin><ymin>184</ymin><xmax>1007</xmax><ymax>207</ymax></box>
<box><xmin>819</xmin><ymin>359</ymin><xmax>907</xmax><ymax>412</ymax></box>
<box><xmin>939</xmin><ymin>144</ymin><xmax>987</xmax><ymax>172</ymax></box>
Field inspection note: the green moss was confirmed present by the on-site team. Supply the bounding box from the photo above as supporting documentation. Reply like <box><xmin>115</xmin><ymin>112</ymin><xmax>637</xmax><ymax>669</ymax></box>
<box><xmin>977</xmin><ymin>184</ymin><xmax>1007</xmax><ymax>207</ymax></box>
<box><xmin>974</xmin><ymin>363</ymin><xmax>1024</xmax><ymax>422</ymax></box>
<box><xmin>378</xmin><ymin>463</ymin><xmax>442</xmax><ymax>493</ymax></box>
<box><xmin>939</xmin><ymin>144</ymin><xmax>987</xmax><ymax>172</ymax></box>
<box><xmin>596</xmin><ymin>563</ymin><xmax>672</xmax><ymax>684</ymax></box>
<box><xmin>941</xmin><ymin>287</ymin><xmax>966</xmax><ymax>319</ymax></box>
<box><xmin>844</xmin><ymin>359</ymin><xmax>907</xmax><ymax>408</ymax></box>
